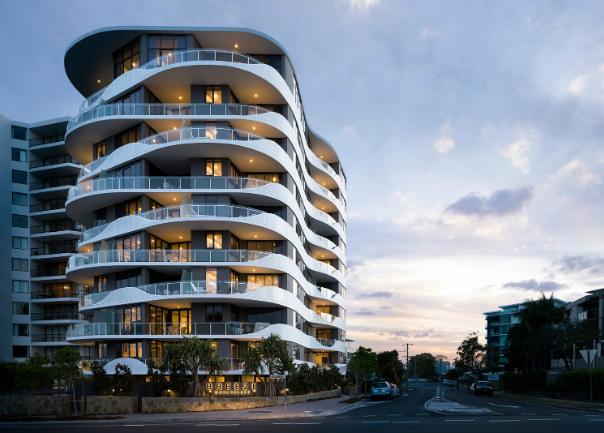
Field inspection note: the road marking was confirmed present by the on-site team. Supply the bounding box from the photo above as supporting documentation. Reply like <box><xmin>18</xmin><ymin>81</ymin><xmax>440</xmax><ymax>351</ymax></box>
<box><xmin>585</xmin><ymin>414</ymin><xmax>603</xmax><ymax>417</ymax></box>
<box><xmin>520</xmin><ymin>413</ymin><xmax>537</xmax><ymax>416</ymax></box>
<box><xmin>387</xmin><ymin>413</ymin><xmax>404</xmax><ymax>416</ymax></box>
<box><xmin>527</xmin><ymin>418</ymin><xmax>559</xmax><ymax>422</ymax></box>
<box><xmin>196</xmin><ymin>424</ymin><xmax>240</xmax><ymax>427</ymax></box>
<box><xmin>589</xmin><ymin>419</ymin><xmax>604</xmax><ymax>422</ymax></box>
<box><xmin>489</xmin><ymin>419</ymin><xmax>521</xmax><ymax>423</ymax></box>
<box><xmin>361</xmin><ymin>421</ymin><xmax>389</xmax><ymax>424</ymax></box>
<box><xmin>444</xmin><ymin>419</ymin><xmax>476</xmax><ymax>422</ymax></box>
<box><xmin>273</xmin><ymin>422</ymin><xmax>321</xmax><ymax>425</ymax></box>
<box><xmin>552</xmin><ymin>413</ymin><xmax>568</xmax><ymax>416</ymax></box>
<box><xmin>488</xmin><ymin>403</ymin><xmax>521</xmax><ymax>409</ymax></box>
<box><xmin>362</xmin><ymin>414</ymin><xmax>376</xmax><ymax>418</ymax></box>
<box><xmin>392</xmin><ymin>420</ymin><xmax>420</xmax><ymax>424</ymax></box>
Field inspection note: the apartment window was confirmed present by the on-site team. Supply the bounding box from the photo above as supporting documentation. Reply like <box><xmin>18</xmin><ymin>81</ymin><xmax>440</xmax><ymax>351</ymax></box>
<box><xmin>12</xmin><ymin>346</ymin><xmax>28</xmax><ymax>358</ymax></box>
<box><xmin>113</xmin><ymin>37</ymin><xmax>140</xmax><ymax>77</ymax></box>
<box><xmin>12</xmin><ymin>214</ymin><xmax>28</xmax><ymax>228</ymax></box>
<box><xmin>248</xmin><ymin>274</ymin><xmax>279</xmax><ymax>288</ymax></box>
<box><xmin>147</xmin><ymin>34</ymin><xmax>187</xmax><ymax>66</ymax></box>
<box><xmin>205</xmin><ymin>159</ymin><xmax>223</xmax><ymax>176</ymax></box>
<box><xmin>206</xmin><ymin>232</ymin><xmax>223</xmax><ymax>249</ymax></box>
<box><xmin>150</xmin><ymin>341</ymin><xmax>165</xmax><ymax>361</ymax></box>
<box><xmin>11</xmin><ymin>126</ymin><xmax>27</xmax><ymax>140</ymax></box>
<box><xmin>12</xmin><ymin>192</ymin><xmax>27</xmax><ymax>206</ymax></box>
<box><xmin>316</xmin><ymin>329</ymin><xmax>332</xmax><ymax>339</ymax></box>
<box><xmin>205</xmin><ymin>86</ymin><xmax>223</xmax><ymax>104</ymax></box>
<box><xmin>116</xmin><ymin>125</ymin><xmax>141</xmax><ymax>148</ymax></box>
<box><xmin>315</xmin><ymin>305</ymin><xmax>332</xmax><ymax>315</ymax></box>
<box><xmin>11</xmin><ymin>148</ymin><xmax>27</xmax><ymax>162</ymax></box>
<box><xmin>13</xmin><ymin>324</ymin><xmax>29</xmax><ymax>337</ymax></box>
<box><xmin>12</xmin><ymin>302</ymin><xmax>29</xmax><ymax>315</ymax></box>
<box><xmin>116</xmin><ymin>269</ymin><xmax>143</xmax><ymax>289</ymax></box>
<box><xmin>149</xmin><ymin>234</ymin><xmax>169</xmax><ymax>250</ymax></box>
<box><xmin>93</xmin><ymin>140</ymin><xmax>107</xmax><ymax>160</ymax></box>
<box><xmin>206</xmin><ymin>304</ymin><xmax>223</xmax><ymax>322</ymax></box>
<box><xmin>121</xmin><ymin>305</ymin><xmax>142</xmax><ymax>329</ymax></box>
<box><xmin>171</xmin><ymin>309</ymin><xmax>191</xmax><ymax>333</ymax></box>
<box><xmin>12</xmin><ymin>280</ymin><xmax>29</xmax><ymax>293</ymax></box>
<box><xmin>247</xmin><ymin>241</ymin><xmax>278</xmax><ymax>253</ymax></box>
<box><xmin>116</xmin><ymin>198</ymin><xmax>142</xmax><ymax>217</ymax></box>
<box><xmin>94</xmin><ymin>275</ymin><xmax>108</xmax><ymax>292</ymax></box>
<box><xmin>113</xmin><ymin>160</ymin><xmax>143</xmax><ymax>178</ymax></box>
<box><xmin>121</xmin><ymin>342</ymin><xmax>143</xmax><ymax>358</ymax></box>
<box><xmin>248</xmin><ymin>173</ymin><xmax>280</xmax><ymax>183</ymax></box>
<box><xmin>12</xmin><ymin>169</ymin><xmax>27</xmax><ymax>184</ymax></box>
<box><xmin>205</xmin><ymin>268</ymin><xmax>217</xmax><ymax>289</ymax></box>
<box><xmin>12</xmin><ymin>258</ymin><xmax>28</xmax><ymax>272</ymax></box>
<box><xmin>12</xmin><ymin>236</ymin><xmax>28</xmax><ymax>250</ymax></box>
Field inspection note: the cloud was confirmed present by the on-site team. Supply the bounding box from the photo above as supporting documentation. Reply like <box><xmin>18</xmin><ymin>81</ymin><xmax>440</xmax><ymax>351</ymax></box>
<box><xmin>355</xmin><ymin>309</ymin><xmax>377</xmax><ymax>316</ymax></box>
<box><xmin>419</xmin><ymin>27</ymin><xmax>441</xmax><ymax>40</ymax></box>
<box><xmin>503</xmin><ymin>279</ymin><xmax>568</xmax><ymax>291</ymax></box>
<box><xmin>502</xmin><ymin>128</ymin><xmax>537</xmax><ymax>173</ymax></box>
<box><xmin>569</xmin><ymin>74</ymin><xmax>587</xmax><ymax>95</ymax></box>
<box><xmin>348</xmin><ymin>0</ymin><xmax>380</xmax><ymax>11</ymax></box>
<box><xmin>567</xmin><ymin>65</ymin><xmax>604</xmax><ymax>100</ymax></box>
<box><xmin>554</xmin><ymin>255</ymin><xmax>604</xmax><ymax>275</ymax></box>
<box><xmin>432</xmin><ymin>123</ymin><xmax>456</xmax><ymax>154</ymax></box>
<box><xmin>356</xmin><ymin>291</ymin><xmax>394</xmax><ymax>298</ymax></box>
<box><xmin>445</xmin><ymin>186</ymin><xmax>534</xmax><ymax>217</ymax></box>
<box><xmin>555</xmin><ymin>159</ymin><xmax>601</xmax><ymax>187</ymax></box>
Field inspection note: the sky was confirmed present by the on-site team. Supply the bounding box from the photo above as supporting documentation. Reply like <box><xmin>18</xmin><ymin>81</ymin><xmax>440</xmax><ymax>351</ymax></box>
<box><xmin>2</xmin><ymin>0</ymin><xmax>604</xmax><ymax>361</ymax></box>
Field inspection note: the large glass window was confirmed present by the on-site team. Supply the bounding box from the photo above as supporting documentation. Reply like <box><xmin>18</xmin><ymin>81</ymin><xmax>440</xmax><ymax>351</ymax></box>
<box><xmin>116</xmin><ymin>269</ymin><xmax>143</xmax><ymax>289</ymax></box>
<box><xmin>120</xmin><ymin>305</ymin><xmax>142</xmax><ymax>332</ymax></box>
<box><xmin>247</xmin><ymin>241</ymin><xmax>278</xmax><ymax>253</ymax></box>
<box><xmin>205</xmin><ymin>159</ymin><xmax>223</xmax><ymax>176</ymax></box>
<box><xmin>12</xmin><ymin>258</ymin><xmax>28</xmax><ymax>272</ymax></box>
<box><xmin>247</xmin><ymin>173</ymin><xmax>280</xmax><ymax>183</ymax></box>
<box><xmin>12</xmin><ymin>148</ymin><xmax>27</xmax><ymax>162</ymax></box>
<box><xmin>12</xmin><ymin>170</ymin><xmax>27</xmax><ymax>184</ymax></box>
<box><xmin>12</xmin><ymin>192</ymin><xmax>27</xmax><ymax>206</ymax></box>
<box><xmin>12</xmin><ymin>236</ymin><xmax>28</xmax><ymax>250</ymax></box>
<box><xmin>12</xmin><ymin>302</ymin><xmax>29</xmax><ymax>315</ymax></box>
<box><xmin>115</xmin><ymin>233</ymin><xmax>142</xmax><ymax>251</ymax></box>
<box><xmin>113</xmin><ymin>38</ymin><xmax>140</xmax><ymax>77</ymax></box>
<box><xmin>205</xmin><ymin>86</ymin><xmax>223</xmax><ymax>104</ymax></box>
<box><xmin>206</xmin><ymin>305</ymin><xmax>223</xmax><ymax>322</ymax></box>
<box><xmin>116</xmin><ymin>125</ymin><xmax>141</xmax><ymax>148</ymax></box>
<box><xmin>121</xmin><ymin>342</ymin><xmax>143</xmax><ymax>358</ymax></box>
<box><xmin>93</xmin><ymin>140</ymin><xmax>106</xmax><ymax>160</ymax></box>
<box><xmin>12</xmin><ymin>280</ymin><xmax>29</xmax><ymax>294</ymax></box>
<box><xmin>171</xmin><ymin>309</ymin><xmax>190</xmax><ymax>334</ymax></box>
<box><xmin>147</xmin><ymin>34</ymin><xmax>187</xmax><ymax>66</ymax></box>
<box><xmin>149</xmin><ymin>234</ymin><xmax>169</xmax><ymax>250</ymax></box>
<box><xmin>116</xmin><ymin>198</ymin><xmax>142</xmax><ymax>217</ymax></box>
<box><xmin>11</xmin><ymin>126</ymin><xmax>27</xmax><ymax>140</ymax></box>
<box><xmin>248</xmin><ymin>274</ymin><xmax>279</xmax><ymax>288</ymax></box>
<box><xmin>94</xmin><ymin>275</ymin><xmax>108</xmax><ymax>292</ymax></box>
<box><xmin>13</xmin><ymin>324</ymin><xmax>29</xmax><ymax>337</ymax></box>
<box><xmin>205</xmin><ymin>268</ymin><xmax>217</xmax><ymax>290</ymax></box>
<box><xmin>206</xmin><ymin>232</ymin><xmax>223</xmax><ymax>249</ymax></box>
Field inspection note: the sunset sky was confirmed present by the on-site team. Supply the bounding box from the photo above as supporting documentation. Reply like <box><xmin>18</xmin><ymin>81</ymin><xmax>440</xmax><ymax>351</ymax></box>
<box><xmin>2</xmin><ymin>0</ymin><xmax>604</xmax><ymax>361</ymax></box>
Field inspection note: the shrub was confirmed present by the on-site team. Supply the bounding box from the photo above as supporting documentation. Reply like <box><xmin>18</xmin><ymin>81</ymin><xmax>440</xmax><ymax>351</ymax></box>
<box><xmin>91</xmin><ymin>361</ymin><xmax>111</xmax><ymax>395</ymax></box>
<box><xmin>112</xmin><ymin>364</ymin><xmax>135</xmax><ymax>396</ymax></box>
<box><xmin>288</xmin><ymin>364</ymin><xmax>342</xmax><ymax>395</ymax></box>
<box><xmin>147</xmin><ymin>365</ymin><xmax>168</xmax><ymax>397</ymax></box>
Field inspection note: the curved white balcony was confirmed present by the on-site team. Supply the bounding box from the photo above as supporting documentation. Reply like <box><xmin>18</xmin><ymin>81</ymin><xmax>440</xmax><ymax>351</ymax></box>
<box><xmin>80</xmin><ymin>282</ymin><xmax>345</xmax><ymax>330</ymax></box>
<box><xmin>67</xmin><ymin>248</ymin><xmax>345</xmax><ymax>294</ymax></box>
<box><xmin>79</xmin><ymin>204</ymin><xmax>344</xmax><ymax>264</ymax></box>
<box><xmin>75</xmin><ymin>126</ymin><xmax>346</xmax><ymax>215</ymax></box>
<box><xmin>67</xmin><ymin>176</ymin><xmax>345</xmax><ymax>241</ymax></box>
<box><xmin>65</xmin><ymin>321</ymin><xmax>345</xmax><ymax>352</ymax></box>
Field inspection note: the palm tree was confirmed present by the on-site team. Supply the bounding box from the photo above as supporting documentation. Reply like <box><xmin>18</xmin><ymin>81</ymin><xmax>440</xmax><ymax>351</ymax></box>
<box><xmin>242</xmin><ymin>345</ymin><xmax>263</xmax><ymax>383</ymax></box>
<box><xmin>167</xmin><ymin>337</ymin><xmax>216</xmax><ymax>397</ymax></box>
<box><xmin>259</xmin><ymin>334</ymin><xmax>293</xmax><ymax>396</ymax></box>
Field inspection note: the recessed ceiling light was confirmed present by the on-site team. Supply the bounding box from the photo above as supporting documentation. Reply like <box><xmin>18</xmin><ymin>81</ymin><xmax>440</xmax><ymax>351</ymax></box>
<box><xmin>249</xmin><ymin>158</ymin><xmax>254</xmax><ymax>163</ymax></box>
<box><xmin>234</xmin><ymin>43</ymin><xmax>239</xmax><ymax>49</ymax></box>
<box><xmin>172</xmin><ymin>197</ymin><xmax>177</xmax><ymax>201</ymax></box>
<box><xmin>320</xmin><ymin>155</ymin><xmax>324</xmax><ymax>159</ymax></box>
<box><xmin>172</xmin><ymin>126</ymin><xmax>177</xmax><ymax>130</ymax></box>
<box><xmin>253</xmin><ymin>93</ymin><xmax>258</xmax><ymax>98</ymax></box>
<box><xmin>97</xmin><ymin>79</ymin><xmax>101</xmax><ymax>84</ymax></box>
<box><xmin>132</xmin><ymin>62</ymin><xmax>137</xmax><ymax>67</ymax></box>
<box><xmin>252</xmin><ymin>126</ymin><xmax>256</xmax><ymax>131</ymax></box>
<box><xmin>179</xmin><ymin>235</ymin><xmax>183</xmax><ymax>240</ymax></box>
<box><xmin>178</xmin><ymin>96</ymin><xmax>182</xmax><ymax>100</ymax></box>
<box><xmin>253</xmin><ymin>234</ymin><xmax>258</xmax><ymax>239</ymax></box>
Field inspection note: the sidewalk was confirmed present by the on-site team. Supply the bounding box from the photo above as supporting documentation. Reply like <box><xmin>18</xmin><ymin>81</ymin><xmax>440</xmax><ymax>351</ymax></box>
<box><xmin>424</xmin><ymin>396</ymin><xmax>494</xmax><ymax>415</ymax></box>
<box><xmin>501</xmin><ymin>392</ymin><xmax>604</xmax><ymax>413</ymax></box>
<box><xmin>5</xmin><ymin>396</ymin><xmax>369</xmax><ymax>424</ymax></box>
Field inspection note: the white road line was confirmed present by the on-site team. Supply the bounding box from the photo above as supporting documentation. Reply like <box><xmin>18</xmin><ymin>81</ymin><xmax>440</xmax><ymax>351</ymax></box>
<box><xmin>552</xmin><ymin>413</ymin><xmax>569</xmax><ymax>416</ymax></box>
<box><xmin>489</xmin><ymin>419</ymin><xmax>521</xmax><ymax>423</ymax></box>
<box><xmin>527</xmin><ymin>418</ymin><xmax>559</xmax><ymax>421</ymax></box>
<box><xmin>392</xmin><ymin>420</ymin><xmax>420</xmax><ymax>424</ymax></box>
<box><xmin>196</xmin><ymin>424</ymin><xmax>240</xmax><ymax>427</ymax></box>
<box><xmin>361</xmin><ymin>421</ymin><xmax>389</xmax><ymax>424</ymax></box>
<box><xmin>520</xmin><ymin>413</ymin><xmax>537</xmax><ymax>416</ymax></box>
<box><xmin>444</xmin><ymin>419</ymin><xmax>476</xmax><ymax>422</ymax></box>
<box><xmin>362</xmin><ymin>414</ymin><xmax>376</xmax><ymax>418</ymax></box>
<box><xmin>585</xmin><ymin>414</ymin><xmax>603</xmax><ymax>417</ymax></box>
<box><xmin>387</xmin><ymin>413</ymin><xmax>404</xmax><ymax>416</ymax></box>
<box><xmin>488</xmin><ymin>403</ymin><xmax>521</xmax><ymax>409</ymax></box>
<box><xmin>335</xmin><ymin>416</ymin><xmax>350</xmax><ymax>418</ymax></box>
<box><xmin>273</xmin><ymin>422</ymin><xmax>321</xmax><ymax>425</ymax></box>
<box><xmin>589</xmin><ymin>419</ymin><xmax>604</xmax><ymax>422</ymax></box>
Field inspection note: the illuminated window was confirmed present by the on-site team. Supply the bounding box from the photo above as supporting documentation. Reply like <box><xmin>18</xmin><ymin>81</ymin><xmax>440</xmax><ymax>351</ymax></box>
<box><xmin>121</xmin><ymin>342</ymin><xmax>143</xmax><ymax>358</ymax></box>
<box><xmin>248</xmin><ymin>274</ymin><xmax>279</xmax><ymax>288</ymax></box>
<box><xmin>247</xmin><ymin>173</ymin><xmax>280</xmax><ymax>183</ymax></box>
<box><xmin>205</xmin><ymin>268</ymin><xmax>217</xmax><ymax>291</ymax></box>
<box><xmin>205</xmin><ymin>159</ymin><xmax>223</xmax><ymax>176</ymax></box>
<box><xmin>113</xmin><ymin>38</ymin><xmax>140</xmax><ymax>77</ymax></box>
<box><xmin>206</xmin><ymin>232</ymin><xmax>223</xmax><ymax>249</ymax></box>
<box><xmin>205</xmin><ymin>124</ymin><xmax>218</xmax><ymax>139</ymax></box>
<box><xmin>205</xmin><ymin>86</ymin><xmax>223</xmax><ymax>104</ymax></box>
<box><xmin>93</xmin><ymin>140</ymin><xmax>106</xmax><ymax>160</ymax></box>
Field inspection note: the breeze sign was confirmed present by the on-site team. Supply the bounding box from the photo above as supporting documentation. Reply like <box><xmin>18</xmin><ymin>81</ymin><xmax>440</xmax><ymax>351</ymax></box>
<box><xmin>204</xmin><ymin>381</ymin><xmax>258</xmax><ymax>396</ymax></box>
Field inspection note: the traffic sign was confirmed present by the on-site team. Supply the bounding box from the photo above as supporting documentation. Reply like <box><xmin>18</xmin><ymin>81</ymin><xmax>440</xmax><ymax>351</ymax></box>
<box><xmin>580</xmin><ymin>349</ymin><xmax>598</xmax><ymax>365</ymax></box>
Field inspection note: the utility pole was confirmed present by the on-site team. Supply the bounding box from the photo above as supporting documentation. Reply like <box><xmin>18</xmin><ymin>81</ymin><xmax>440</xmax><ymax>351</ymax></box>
<box><xmin>403</xmin><ymin>343</ymin><xmax>413</xmax><ymax>389</ymax></box>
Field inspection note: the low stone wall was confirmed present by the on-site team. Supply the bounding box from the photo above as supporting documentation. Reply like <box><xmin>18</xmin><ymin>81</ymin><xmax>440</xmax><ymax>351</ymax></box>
<box><xmin>84</xmin><ymin>395</ymin><xmax>138</xmax><ymax>415</ymax></box>
<box><xmin>0</xmin><ymin>394</ymin><xmax>70</xmax><ymax>417</ymax></box>
<box><xmin>142</xmin><ymin>388</ymin><xmax>341</xmax><ymax>413</ymax></box>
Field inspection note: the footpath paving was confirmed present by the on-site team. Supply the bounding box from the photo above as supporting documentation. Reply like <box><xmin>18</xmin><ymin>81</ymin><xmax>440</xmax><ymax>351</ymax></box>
<box><xmin>72</xmin><ymin>396</ymin><xmax>368</xmax><ymax>424</ymax></box>
<box><xmin>500</xmin><ymin>393</ymin><xmax>604</xmax><ymax>412</ymax></box>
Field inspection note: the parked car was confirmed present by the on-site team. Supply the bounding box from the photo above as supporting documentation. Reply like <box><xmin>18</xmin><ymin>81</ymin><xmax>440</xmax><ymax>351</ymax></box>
<box><xmin>370</xmin><ymin>381</ymin><xmax>392</xmax><ymax>400</ymax></box>
<box><xmin>469</xmin><ymin>381</ymin><xmax>494</xmax><ymax>396</ymax></box>
<box><xmin>390</xmin><ymin>384</ymin><xmax>401</xmax><ymax>398</ymax></box>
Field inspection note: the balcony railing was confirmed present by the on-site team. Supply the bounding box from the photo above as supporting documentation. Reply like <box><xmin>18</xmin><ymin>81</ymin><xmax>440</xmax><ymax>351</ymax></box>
<box><xmin>31</xmin><ymin>176</ymin><xmax>76</xmax><ymax>191</ymax></box>
<box><xmin>66</xmin><ymin>322</ymin><xmax>270</xmax><ymax>338</ymax></box>
<box><xmin>30</xmin><ymin>155</ymin><xmax>74</xmax><ymax>168</ymax></box>
<box><xmin>81</xmin><ymin>203</ymin><xmax>263</xmax><ymax>242</ymax></box>
<box><xmin>31</xmin><ymin>268</ymin><xmax>67</xmax><ymax>278</ymax></box>
<box><xmin>32</xmin><ymin>289</ymin><xmax>81</xmax><ymax>299</ymax></box>
<box><xmin>31</xmin><ymin>334</ymin><xmax>67</xmax><ymax>343</ymax></box>
<box><xmin>317</xmin><ymin>338</ymin><xmax>336</xmax><ymax>347</ymax></box>
<box><xmin>29</xmin><ymin>136</ymin><xmax>64</xmax><ymax>147</ymax></box>
<box><xmin>31</xmin><ymin>312</ymin><xmax>79</xmax><ymax>321</ymax></box>
<box><xmin>31</xmin><ymin>221</ymin><xmax>80</xmax><ymax>234</ymax></box>
<box><xmin>30</xmin><ymin>201</ymin><xmax>65</xmax><ymax>212</ymax></box>
<box><xmin>69</xmin><ymin>175</ymin><xmax>269</xmax><ymax>200</ymax></box>
<box><xmin>79</xmin><ymin>126</ymin><xmax>263</xmax><ymax>177</ymax></box>
<box><xmin>69</xmin><ymin>103</ymin><xmax>271</xmax><ymax>133</ymax></box>
<box><xmin>31</xmin><ymin>242</ymin><xmax>77</xmax><ymax>256</ymax></box>
<box><xmin>68</xmin><ymin>249</ymin><xmax>271</xmax><ymax>270</ymax></box>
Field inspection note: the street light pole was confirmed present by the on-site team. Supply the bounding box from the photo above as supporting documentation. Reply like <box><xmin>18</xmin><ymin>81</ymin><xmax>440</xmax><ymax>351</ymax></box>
<box><xmin>403</xmin><ymin>343</ymin><xmax>413</xmax><ymax>389</ymax></box>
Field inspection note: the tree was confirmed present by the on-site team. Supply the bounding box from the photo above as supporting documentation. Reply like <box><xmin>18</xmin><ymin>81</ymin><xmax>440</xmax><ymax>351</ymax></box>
<box><xmin>552</xmin><ymin>319</ymin><xmax>600</xmax><ymax>370</ymax></box>
<box><xmin>506</xmin><ymin>295</ymin><xmax>566</xmax><ymax>371</ymax></box>
<box><xmin>347</xmin><ymin>346</ymin><xmax>377</xmax><ymax>395</ymax></box>
<box><xmin>242</xmin><ymin>345</ymin><xmax>263</xmax><ymax>382</ymax></box>
<box><xmin>51</xmin><ymin>346</ymin><xmax>81</xmax><ymax>392</ymax></box>
<box><xmin>409</xmin><ymin>353</ymin><xmax>436</xmax><ymax>379</ymax></box>
<box><xmin>91</xmin><ymin>361</ymin><xmax>111</xmax><ymax>395</ymax></box>
<box><xmin>258</xmin><ymin>334</ymin><xmax>293</xmax><ymax>396</ymax></box>
<box><xmin>166</xmin><ymin>337</ymin><xmax>221</xmax><ymax>397</ymax></box>
<box><xmin>455</xmin><ymin>332</ymin><xmax>486</xmax><ymax>373</ymax></box>
<box><xmin>112</xmin><ymin>363</ymin><xmax>135</xmax><ymax>395</ymax></box>
<box><xmin>376</xmin><ymin>350</ymin><xmax>405</xmax><ymax>384</ymax></box>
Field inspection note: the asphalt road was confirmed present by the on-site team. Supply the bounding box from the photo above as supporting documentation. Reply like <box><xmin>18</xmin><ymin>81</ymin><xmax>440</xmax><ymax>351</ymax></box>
<box><xmin>2</xmin><ymin>383</ymin><xmax>603</xmax><ymax>432</ymax></box>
